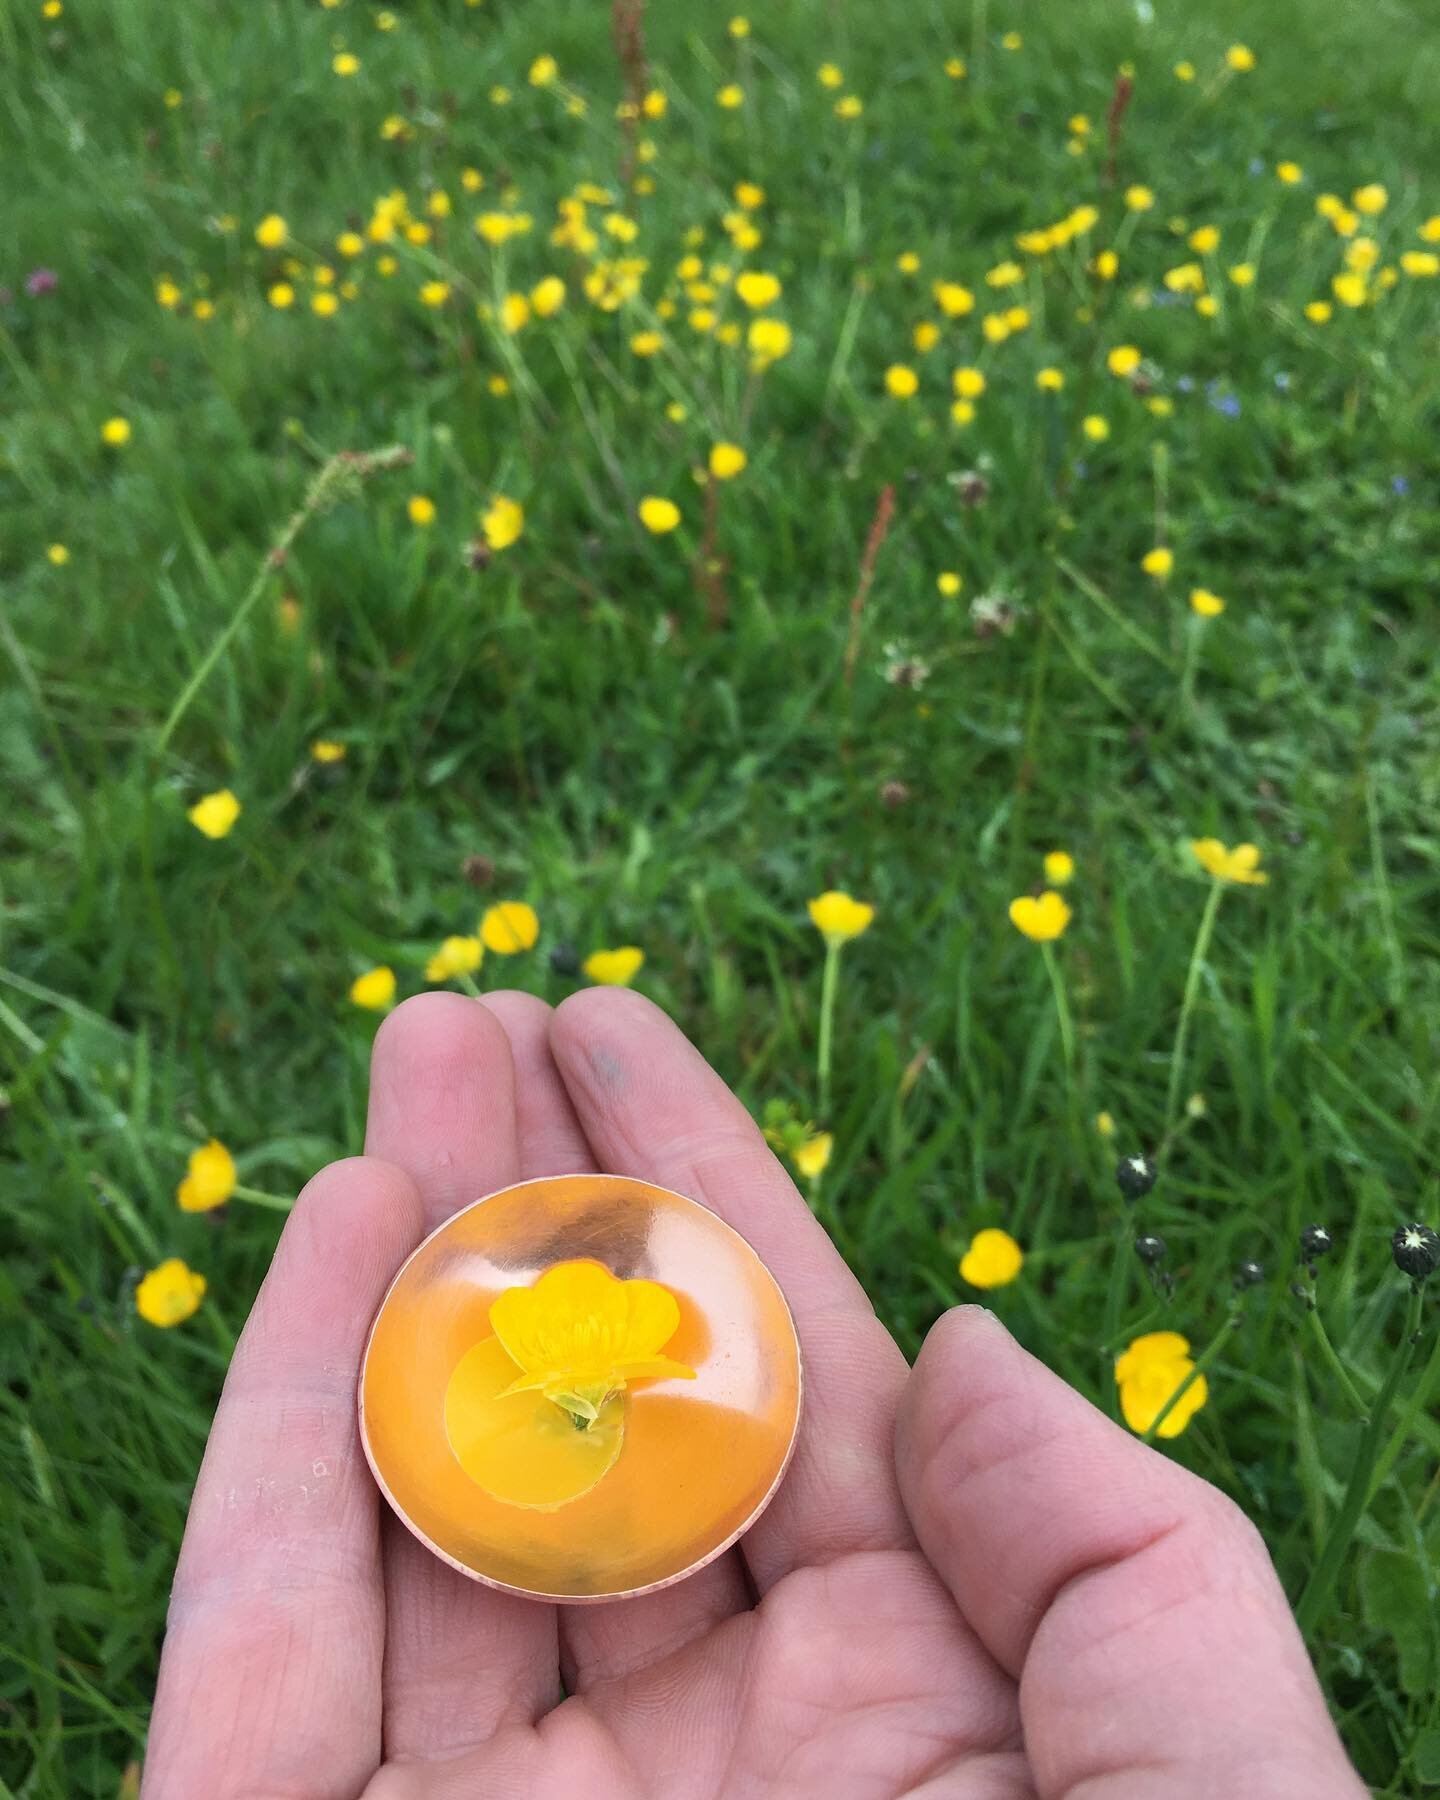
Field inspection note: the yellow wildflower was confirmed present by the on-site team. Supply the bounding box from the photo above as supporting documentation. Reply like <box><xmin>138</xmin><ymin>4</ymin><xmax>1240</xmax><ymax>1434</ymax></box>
<box><xmin>885</xmin><ymin>364</ymin><xmax>919</xmax><ymax>398</ymax></box>
<box><xmin>1276</xmin><ymin>161</ymin><xmax>1302</xmax><ymax>184</ymax></box>
<box><xmin>936</xmin><ymin>571</ymin><xmax>963</xmax><ymax>596</ymax></box>
<box><xmin>1141</xmin><ymin>546</ymin><xmax>1174</xmax><ymax>579</ymax></box>
<box><xmin>332</xmin><ymin>52</ymin><xmax>360</xmax><ymax>76</ymax></box>
<box><xmin>1224</xmin><ymin>43</ymin><xmax>1255</xmax><ymax>71</ymax></box>
<box><xmin>582</xmin><ymin>946</ymin><xmax>645</xmax><ymax>986</ymax></box>
<box><xmin>1043</xmin><ymin>850</ymin><xmax>1075</xmax><ymax>886</ymax></box>
<box><xmin>1082</xmin><ymin>414</ymin><xmax>1110</xmax><ymax>442</ymax></box>
<box><xmin>1008</xmin><ymin>891</ymin><xmax>1071</xmax><ymax>942</ymax></box>
<box><xmin>792</xmin><ymin>1132</ymin><xmax>833</xmax><ymax>1181</ymax></box>
<box><xmin>425</xmin><ymin>935</ymin><xmax>484</xmax><ymax>983</ymax></box>
<box><xmin>1190</xmin><ymin>839</ymin><xmax>1268</xmax><ymax>885</ymax></box>
<box><xmin>136</xmin><ymin>1259</ymin><xmax>206</xmax><ymax>1328</ymax></box>
<box><xmin>481</xmin><ymin>494</ymin><xmax>524</xmax><ymax>551</ymax></box>
<box><xmin>959</xmin><ymin>1227</ymin><xmax>1024</xmax><ymax>1289</ymax></box>
<box><xmin>1115</xmin><ymin>1331</ymin><xmax>1208</xmax><ymax>1437</ymax></box>
<box><xmin>1190</xmin><ymin>588</ymin><xmax>1225</xmax><ymax>618</ymax></box>
<box><xmin>531</xmin><ymin>275</ymin><xmax>566</xmax><ymax>316</ymax></box>
<box><xmin>101</xmin><ymin>416</ymin><xmax>132</xmax><ymax>447</ymax></box>
<box><xmin>408</xmin><ymin>495</ymin><xmax>436</xmax><ymax>526</ymax></box>
<box><xmin>717</xmin><ymin>84</ymin><xmax>744</xmax><ymax>109</ymax></box>
<box><xmin>177</xmin><ymin>1140</ymin><xmax>237</xmax><ymax>1213</ymax></box>
<box><xmin>529</xmin><ymin>54</ymin><xmax>558</xmax><ymax>86</ymax></box>
<box><xmin>709</xmin><ymin>442</ymin><xmax>747</xmax><ymax>480</ymax></box>
<box><xmin>638</xmin><ymin>496</ymin><xmax>681</xmax><ymax>534</ymax></box>
<box><xmin>187</xmin><ymin>789</ymin><xmax>241</xmax><ymax>840</ymax></box>
<box><xmin>1107</xmin><ymin>344</ymin><xmax>1141</xmax><ymax>377</ymax></box>
<box><xmin>255</xmin><ymin>213</ymin><xmax>287</xmax><ymax>249</ymax></box>
<box><xmin>480</xmin><ymin>901</ymin><xmax>540</xmax><ymax>953</ymax></box>
<box><xmin>350</xmin><ymin>966</ymin><xmax>397</xmax><ymax>1010</ymax></box>
<box><xmin>489</xmin><ymin>1260</ymin><xmax>695</xmax><ymax>1425</ymax></box>
<box><xmin>310</xmin><ymin>739</ymin><xmax>347</xmax><ymax>763</ymax></box>
<box><xmin>47</xmin><ymin>544</ymin><xmax>70</xmax><ymax>565</ymax></box>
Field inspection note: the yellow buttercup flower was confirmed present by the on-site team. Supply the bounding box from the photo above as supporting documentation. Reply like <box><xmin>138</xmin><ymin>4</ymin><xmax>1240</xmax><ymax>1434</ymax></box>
<box><xmin>268</xmin><ymin>281</ymin><xmax>295</xmax><ymax>309</ymax></box>
<box><xmin>1174</xmin><ymin>60</ymin><xmax>1195</xmax><ymax>81</ymax></box>
<box><xmin>531</xmin><ymin>275</ymin><xmax>566</xmax><ymax>317</ymax></box>
<box><xmin>1082</xmin><ymin>414</ymin><xmax>1110</xmax><ymax>442</ymax></box>
<box><xmin>1352</xmin><ymin>183</ymin><xmax>1387</xmax><ymax>216</ymax></box>
<box><xmin>1036</xmin><ymin>367</ymin><xmax>1064</xmax><ymax>392</ymax></box>
<box><xmin>101</xmin><ymin>416</ymin><xmax>132</xmax><ymax>447</ymax></box>
<box><xmin>350</xmin><ymin>966</ymin><xmax>397</xmax><ymax>1010</ymax></box>
<box><xmin>912</xmin><ymin>321</ymin><xmax>940</xmax><ymax>353</ymax></box>
<box><xmin>817</xmin><ymin>62</ymin><xmax>844</xmax><ymax>88</ymax></box>
<box><xmin>1332</xmin><ymin>272</ymin><xmax>1368</xmax><ymax>309</ymax></box>
<box><xmin>1096</xmin><ymin>1110</ymin><xmax>1117</xmax><ymax>1139</ymax></box>
<box><xmin>1141</xmin><ymin>546</ymin><xmax>1174</xmax><ymax>579</ymax></box>
<box><xmin>1124</xmin><ymin>185</ymin><xmax>1154</xmax><ymax>212</ymax></box>
<box><xmin>709</xmin><ymin>442</ymin><xmax>747</xmax><ymax>480</ymax></box>
<box><xmin>936</xmin><ymin>571</ymin><xmax>963</xmax><ymax>596</ymax></box>
<box><xmin>885</xmin><ymin>364</ymin><xmax>918</xmax><ymax>398</ymax></box>
<box><xmin>582</xmin><ymin>946</ymin><xmax>645</xmax><ymax>986</ymax></box>
<box><xmin>1304</xmin><ymin>300</ymin><xmax>1333</xmax><ymax>324</ymax></box>
<box><xmin>1190</xmin><ymin>587</ymin><xmax>1225</xmax><ymax>618</ymax></box>
<box><xmin>1224</xmin><ymin>43</ymin><xmax>1255</xmax><ymax>72</ymax></box>
<box><xmin>1008</xmin><ymin>890</ymin><xmax>1071</xmax><ymax>942</ymax></box>
<box><xmin>638</xmin><ymin>495</ymin><xmax>681</xmax><ymax>533</ymax></box>
<box><xmin>959</xmin><ymin>1227</ymin><xmax>1024</xmax><ymax>1289</ymax></box>
<box><xmin>807</xmin><ymin>890</ymin><xmax>875</xmax><ymax>947</ymax></box>
<box><xmin>791</xmin><ymin>1132</ymin><xmax>833</xmax><ymax>1181</ymax></box>
<box><xmin>933</xmin><ymin>281</ymin><xmax>974</xmax><ymax>317</ymax></box>
<box><xmin>1043</xmin><ymin>850</ymin><xmax>1075</xmax><ymax>886</ymax></box>
<box><xmin>735</xmin><ymin>270</ymin><xmax>781</xmax><ymax>310</ymax></box>
<box><xmin>136</xmin><ymin>1258</ymin><xmax>207</xmax><ymax>1327</ymax></box>
<box><xmin>1190</xmin><ymin>839</ymin><xmax>1268</xmax><ymax>885</ymax></box>
<box><xmin>1115</xmin><ymin>1331</ymin><xmax>1208</xmax><ymax>1437</ymax></box>
<box><xmin>425</xmin><ymin>935</ymin><xmax>484</xmax><ymax>982</ymax></box>
<box><xmin>480</xmin><ymin>901</ymin><xmax>540</xmax><ymax>954</ymax></box>
<box><xmin>1229</xmin><ymin>263</ymin><xmax>1256</xmax><ymax>287</ymax></box>
<box><xmin>255</xmin><ymin>213</ymin><xmax>287</xmax><ymax>249</ymax></box>
<box><xmin>834</xmin><ymin>95</ymin><xmax>863</xmax><ymax>120</ymax></box>
<box><xmin>481</xmin><ymin>494</ymin><xmax>524</xmax><ymax>550</ymax></box>
<box><xmin>1276</xmin><ymin>161</ymin><xmax>1302</xmax><ymax>184</ymax></box>
<box><xmin>489</xmin><ymin>1260</ymin><xmax>695</xmax><ymax>1425</ymax></box>
<box><xmin>310</xmin><ymin>739</ymin><xmax>346</xmax><ymax>763</ymax></box>
<box><xmin>717</xmin><ymin>83</ymin><xmax>744</xmax><ymax>109</ymax></box>
<box><xmin>408</xmin><ymin>494</ymin><xmax>436</xmax><ymax>526</ymax></box>
<box><xmin>177</xmin><ymin>1139</ymin><xmax>237</xmax><ymax>1213</ymax></box>
<box><xmin>1107</xmin><ymin>344</ymin><xmax>1141</xmax><ymax>377</ymax></box>
<box><xmin>47</xmin><ymin>543</ymin><xmax>70</xmax><ymax>565</ymax></box>
<box><xmin>187</xmin><ymin>789</ymin><xmax>241</xmax><ymax>839</ymax></box>
<box><xmin>333</xmin><ymin>51</ymin><xmax>360</xmax><ymax>76</ymax></box>
<box><xmin>953</xmin><ymin>367</ymin><xmax>986</xmax><ymax>399</ymax></box>
<box><xmin>529</xmin><ymin>53</ymin><xmax>558</xmax><ymax>86</ymax></box>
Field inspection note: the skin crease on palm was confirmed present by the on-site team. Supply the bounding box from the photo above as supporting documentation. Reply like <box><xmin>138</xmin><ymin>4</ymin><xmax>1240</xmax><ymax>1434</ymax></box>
<box><xmin>144</xmin><ymin>990</ymin><xmax>1367</xmax><ymax>1800</ymax></box>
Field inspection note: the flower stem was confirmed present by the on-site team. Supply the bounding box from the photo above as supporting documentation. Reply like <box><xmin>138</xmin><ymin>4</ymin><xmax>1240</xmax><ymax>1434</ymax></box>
<box><xmin>1140</xmin><ymin>1304</ymin><xmax>1241</xmax><ymax>1444</ymax></box>
<box><xmin>232</xmin><ymin>1184</ymin><xmax>295</xmax><ymax>1213</ymax></box>
<box><xmin>1100</xmin><ymin>1214</ymin><xmax>1133</xmax><ymax>1421</ymax></box>
<box><xmin>817</xmin><ymin>942</ymin><xmax>841</xmax><ymax>1119</ymax></box>
<box><xmin>1364</xmin><ymin>1298</ymin><xmax>1439</xmax><ymax>1505</ymax></box>
<box><xmin>1163</xmin><ymin>878</ymin><xmax>1224</xmax><ymax>1146</ymax></box>
<box><xmin>1294</xmin><ymin>1285</ymin><xmax>1425</xmax><ymax>1636</ymax></box>
<box><xmin>1040</xmin><ymin>941</ymin><xmax>1075</xmax><ymax>1083</ymax></box>
<box><xmin>1305</xmin><ymin>1307</ymin><xmax>1371</xmax><ymax>1422</ymax></box>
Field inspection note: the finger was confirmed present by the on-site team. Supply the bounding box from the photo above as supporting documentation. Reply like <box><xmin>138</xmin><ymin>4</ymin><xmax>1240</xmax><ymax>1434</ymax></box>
<box><xmin>549</xmin><ymin>987</ymin><xmax>911</xmax><ymax>1593</ymax></box>
<box><xmin>896</xmin><ymin>1307</ymin><xmax>1366</xmax><ymax>1798</ymax></box>
<box><xmin>479</xmin><ymin>989</ymin><xmax>593</xmax><ymax>1176</ymax></box>
<box><xmin>365</xmin><ymin>993</ymin><xmax>559</xmax><ymax>1759</ymax></box>
<box><xmin>145</xmin><ymin>1157</ymin><xmax>424</xmax><ymax>1800</ymax></box>
<box><xmin>483</xmin><ymin>989</ymin><xmax>750</xmax><ymax>1691</ymax></box>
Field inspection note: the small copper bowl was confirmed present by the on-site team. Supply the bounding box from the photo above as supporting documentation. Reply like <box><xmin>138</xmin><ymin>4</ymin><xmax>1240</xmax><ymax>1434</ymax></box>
<box><xmin>359</xmin><ymin>1173</ymin><xmax>803</xmax><ymax>1602</ymax></box>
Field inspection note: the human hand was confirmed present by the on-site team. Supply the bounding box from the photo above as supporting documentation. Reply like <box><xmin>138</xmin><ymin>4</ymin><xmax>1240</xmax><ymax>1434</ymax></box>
<box><xmin>145</xmin><ymin>989</ymin><xmax>1365</xmax><ymax>1798</ymax></box>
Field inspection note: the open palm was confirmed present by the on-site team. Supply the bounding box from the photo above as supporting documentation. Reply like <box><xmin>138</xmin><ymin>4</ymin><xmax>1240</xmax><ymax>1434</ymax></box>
<box><xmin>146</xmin><ymin>990</ymin><xmax>1363</xmax><ymax>1799</ymax></box>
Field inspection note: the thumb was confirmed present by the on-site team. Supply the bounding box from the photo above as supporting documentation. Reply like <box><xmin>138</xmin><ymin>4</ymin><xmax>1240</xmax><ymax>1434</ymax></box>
<box><xmin>894</xmin><ymin>1306</ymin><xmax>1365</xmax><ymax>1799</ymax></box>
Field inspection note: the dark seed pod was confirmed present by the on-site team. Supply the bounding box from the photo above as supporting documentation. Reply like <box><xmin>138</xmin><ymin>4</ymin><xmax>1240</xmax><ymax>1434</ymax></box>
<box><xmin>1392</xmin><ymin>1223</ymin><xmax>1439</xmax><ymax>1281</ymax></box>
<box><xmin>1115</xmin><ymin>1154</ymin><xmax>1158</xmax><ymax>1201</ymax></box>
<box><xmin>1299</xmin><ymin>1223</ymin><xmax>1333</xmax><ymax>1263</ymax></box>
<box><xmin>548</xmin><ymin>943</ymin><xmax>582</xmax><ymax>978</ymax></box>
<box><xmin>1234</xmin><ymin>1259</ymin><xmax>1266</xmax><ymax>1290</ymax></box>
<box><xmin>1134</xmin><ymin>1234</ymin><xmax>1167</xmax><ymax>1267</ymax></box>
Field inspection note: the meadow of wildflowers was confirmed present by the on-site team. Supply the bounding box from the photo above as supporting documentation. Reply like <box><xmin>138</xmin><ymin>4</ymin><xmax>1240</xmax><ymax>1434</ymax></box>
<box><xmin>3</xmin><ymin>0</ymin><xmax>1440</xmax><ymax>1789</ymax></box>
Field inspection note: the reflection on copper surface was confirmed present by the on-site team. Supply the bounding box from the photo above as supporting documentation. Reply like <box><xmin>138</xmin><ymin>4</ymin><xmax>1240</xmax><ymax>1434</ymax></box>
<box><xmin>360</xmin><ymin>1173</ymin><xmax>802</xmax><ymax>1601</ymax></box>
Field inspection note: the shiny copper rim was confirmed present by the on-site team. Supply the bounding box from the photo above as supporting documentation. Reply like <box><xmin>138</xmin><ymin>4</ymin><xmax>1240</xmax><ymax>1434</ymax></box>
<box><xmin>357</xmin><ymin>1171</ymin><xmax>805</xmax><ymax>1604</ymax></box>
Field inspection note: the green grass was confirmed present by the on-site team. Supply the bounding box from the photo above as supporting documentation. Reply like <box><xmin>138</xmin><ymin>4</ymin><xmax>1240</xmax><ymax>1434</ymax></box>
<box><xmin>4</xmin><ymin>0</ymin><xmax>1440</xmax><ymax>1790</ymax></box>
